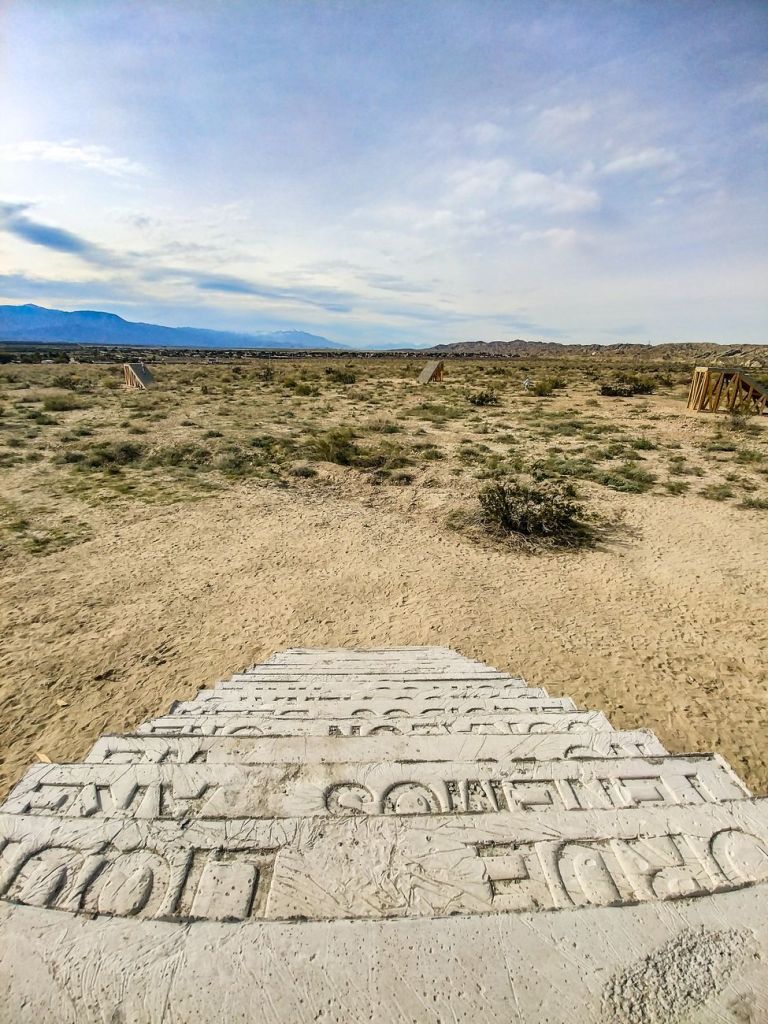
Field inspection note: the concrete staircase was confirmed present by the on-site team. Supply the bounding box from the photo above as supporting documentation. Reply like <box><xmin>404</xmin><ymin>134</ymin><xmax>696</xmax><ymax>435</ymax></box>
<box><xmin>1</xmin><ymin>647</ymin><xmax>767</xmax><ymax>1022</ymax></box>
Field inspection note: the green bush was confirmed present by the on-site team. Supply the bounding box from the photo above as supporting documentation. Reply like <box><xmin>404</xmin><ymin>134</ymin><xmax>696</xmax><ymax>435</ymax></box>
<box><xmin>700</xmin><ymin>483</ymin><xmax>734</xmax><ymax>501</ymax></box>
<box><xmin>478</xmin><ymin>478</ymin><xmax>588</xmax><ymax>543</ymax></box>
<box><xmin>726</xmin><ymin>410</ymin><xmax>760</xmax><ymax>435</ymax></box>
<box><xmin>324</xmin><ymin>367</ymin><xmax>357</xmax><ymax>385</ymax></box>
<box><xmin>468</xmin><ymin>389</ymin><xmax>500</xmax><ymax>407</ymax></box>
<box><xmin>600</xmin><ymin>383</ymin><xmax>635</xmax><ymax>398</ymax></box>
<box><xmin>307</xmin><ymin>427</ymin><xmax>359</xmax><ymax>465</ymax></box>
<box><xmin>595</xmin><ymin>462</ymin><xmax>657</xmax><ymax>493</ymax></box>
<box><xmin>64</xmin><ymin>441</ymin><xmax>145</xmax><ymax>471</ymax></box>
<box><xmin>531</xmin><ymin>377</ymin><xmax>566</xmax><ymax>397</ymax></box>
<box><xmin>147</xmin><ymin>444</ymin><xmax>212</xmax><ymax>469</ymax></box>
<box><xmin>43</xmin><ymin>394</ymin><xmax>88</xmax><ymax>412</ymax></box>
<box><xmin>600</xmin><ymin>376</ymin><xmax>655</xmax><ymax>398</ymax></box>
<box><xmin>664</xmin><ymin>479</ymin><xmax>690</xmax><ymax>495</ymax></box>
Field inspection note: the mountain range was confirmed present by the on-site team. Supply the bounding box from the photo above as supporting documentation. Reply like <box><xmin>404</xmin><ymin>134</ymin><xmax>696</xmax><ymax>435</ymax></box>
<box><xmin>1</xmin><ymin>304</ymin><xmax>766</xmax><ymax>365</ymax></box>
<box><xmin>0</xmin><ymin>304</ymin><xmax>346</xmax><ymax>350</ymax></box>
<box><xmin>424</xmin><ymin>339</ymin><xmax>768</xmax><ymax>366</ymax></box>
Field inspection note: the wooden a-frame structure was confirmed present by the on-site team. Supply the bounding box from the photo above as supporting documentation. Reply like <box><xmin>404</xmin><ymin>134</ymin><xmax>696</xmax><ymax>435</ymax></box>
<box><xmin>123</xmin><ymin>362</ymin><xmax>156</xmax><ymax>390</ymax></box>
<box><xmin>687</xmin><ymin>366</ymin><xmax>768</xmax><ymax>415</ymax></box>
<box><xmin>418</xmin><ymin>360</ymin><xmax>445</xmax><ymax>384</ymax></box>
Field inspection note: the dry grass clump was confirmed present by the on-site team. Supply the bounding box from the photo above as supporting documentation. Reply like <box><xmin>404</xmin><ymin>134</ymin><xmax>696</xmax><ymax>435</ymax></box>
<box><xmin>531</xmin><ymin>376</ymin><xmax>566</xmax><ymax>397</ymax></box>
<box><xmin>468</xmin><ymin>389</ymin><xmax>500</xmax><ymax>407</ymax></box>
<box><xmin>477</xmin><ymin>478</ymin><xmax>595</xmax><ymax>549</ymax></box>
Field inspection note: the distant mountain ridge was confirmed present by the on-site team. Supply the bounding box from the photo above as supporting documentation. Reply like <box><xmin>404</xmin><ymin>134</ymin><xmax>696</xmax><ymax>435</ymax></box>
<box><xmin>423</xmin><ymin>338</ymin><xmax>768</xmax><ymax>367</ymax></box>
<box><xmin>2</xmin><ymin>305</ymin><xmax>766</xmax><ymax>364</ymax></box>
<box><xmin>0</xmin><ymin>304</ymin><xmax>346</xmax><ymax>350</ymax></box>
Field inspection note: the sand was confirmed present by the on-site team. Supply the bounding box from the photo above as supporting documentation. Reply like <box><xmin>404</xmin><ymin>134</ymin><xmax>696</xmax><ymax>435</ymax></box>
<box><xmin>1</xmin><ymin>475</ymin><xmax>766</xmax><ymax>799</ymax></box>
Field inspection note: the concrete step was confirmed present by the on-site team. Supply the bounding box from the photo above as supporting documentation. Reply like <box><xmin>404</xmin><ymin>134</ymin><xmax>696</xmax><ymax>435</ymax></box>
<box><xmin>1</xmin><ymin>800</ymin><xmax>767</xmax><ymax>922</ymax></box>
<box><xmin>241</xmin><ymin>668</ymin><xmax>516</xmax><ymax>679</ymax></box>
<box><xmin>85</xmin><ymin>725</ymin><xmax>669</xmax><ymax>765</ymax></box>
<box><xmin>265</xmin><ymin>646</ymin><xmax>478</xmax><ymax>661</ymax></box>
<box><xmin>208</xmin><ymin>683</ymin><xmax>539</xmax><ymax>701</ymax></box>
<box><xmin>218</xmin><ymin>674</ymin><xmax>528</xmax><ymax>691</ymax></box>
<box><xmin>131</xmin><ymin>721</ymin><xmax>667</xmax><ymax>753</ymax></box>
<box><xmin>4</xmin><ymin>885</ymin><xmax>768</xmax><ymax>1024</ymax></box>
<box><xmin>165</xmin><ymin>694</ymin><xmax>578</xmax><ymax>718</ymax></box>
<box><xmin>2</xmin><ymin>755</ymin><xmax>749</xmax><ymax>823</ymax></box>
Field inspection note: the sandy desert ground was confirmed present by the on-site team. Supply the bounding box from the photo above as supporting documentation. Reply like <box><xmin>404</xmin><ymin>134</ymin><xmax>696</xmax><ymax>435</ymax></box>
<box><xmin>1</xmin><ymin>357</ymin><xmax>766</xmax><ymax>798</ymax></box>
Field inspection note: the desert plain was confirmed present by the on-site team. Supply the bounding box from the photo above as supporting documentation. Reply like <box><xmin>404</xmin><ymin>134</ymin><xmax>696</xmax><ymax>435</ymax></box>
<box><xmin>0</xmin><ymin>354</ymin><xmax>766</xmax><ymax>799</ymax></box>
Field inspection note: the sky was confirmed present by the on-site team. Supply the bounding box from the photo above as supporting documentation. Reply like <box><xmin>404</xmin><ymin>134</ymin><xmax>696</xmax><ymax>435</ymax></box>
<box><xmin>1</xmin><ymin>0</ymin><xmax>767</xmax><ymax>348</ymax></box>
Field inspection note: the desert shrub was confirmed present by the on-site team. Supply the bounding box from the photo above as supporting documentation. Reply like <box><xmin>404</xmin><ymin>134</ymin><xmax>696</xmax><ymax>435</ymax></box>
<box><xmin>596</xmin><ymin>442</ymin><xmax>628</xmax><ymax>460</ymax></box>
<box><xmin>600</xmin><ymin>376</ymin><xmax>655</xmax><ymax>398</ymax></box>
<box><xmin>700</xmin><ymin>483</ymin><xmax>734</xmax><ymax>501</ymax></box>
<box><xmin>739</xmin><ymin>495</ymin><xmax>768</xmax><ymax>510</ymax></box>
<box><xmin>736</xmin><ymin>448</ymin><xmax>764</xmax><ymax>465</ymax></box>
<box><xmin>409</xmin><ymin>402</ymin><xmax>465</xmax><ymax>424</ymax></box>
<box><xmin>600</xmin><ymin>383</ymin><xmax>635</xmax><ymax>398</ymax></box>
<box><xmin>530</xmin><ymin>455</ymin><xmax>597</xmax><ymax>483</ymax></box>
<box><xmin>664</xmin><ymin>479</ymin><xmax>690</xmax><ymax>494</ymax></box>
<box><xmin>531</xmin><ymin>377</ymin><xmax>565</xmax><ymax>397</ymax></box>
<box><xmin>324</xmin><ymin>367</ymin><xmax>357</xmax><ymax>385</ymax></box>
<box><xmin>307</xmin><ymin>427</ymin><xmax>358</xmax><ymax>465</ymax></box>
<box><xmin>365</xmin><ymin>418</ymin><xmax>402</xmax><ymax>434</ymax></box>
<box><xmin>616</xmin><ymin>372</ymin><xmax>656</xmax><ymax>394</ymax></box>
<box><xmin>667</xmin><ymin>456</ymin><xmax>704</xmax><ymax>477</ymax></box>
<box><xmin>414</xmin><ymin>443</ymin><xmax>444</xmax><ymax>461</ymax></box>
<box><xmin>51</xmin><ymin>374</ymin><xmax>85</xmax><ymax>390</ymax></box>
<box><xmin>215</xmin><ymin>447</ymin><xmax>257</xmax><ymax>477</ymax></box>
<box><xmin>629</xmin><ymin>436</ymin><xmax>656</xmax><ymax>451</ymax></box>
<box><xmin>25</xmin><ymin>411</ymin><xmax>58</xmax><ymax>424</ymax></box>
<box><xmin>43</xmin><ymin>394</ymin><xmax>88</xmax><ymax>412</ymax></box>
<box><xmin>358</xmin><ymin>441</ymin><xmax>413</xmax><ymax>472</ymax></box>
<box><xmin>147</xmin><ymin>444</ymin><xmax>212</xmax><ymax>469</ymax></box>
<box><xmin>77</xmin><ymin>441</ymin><xmax>145</xmax><ymax>470</ymax></box>
<box><xmin>59</xmin><ymin>450</ymin><xmax>86</xmax><ymax>464</ymax></box>
<box><xmin>468</xmin><ymin>389</ymin><xmax>500</xmax><ymax>407</ymax></box>
<box><xmin>478</xmin><ymin>478</ymin><xmax>588</xmax><ymax>544</ymax></box>
<box><xmin>595</xmin><ymin>462</ymin><xmax>657</xmax><ymax>493</ymax></box>
<box><xmin>726</xmin><ymin>410</ymin><xmax>760</xmax><ymax>435</ymax></box>
<box><xmin>705</xmin><ymin>435</ymin><xmax>738</xmax><ymax>452</ymax></box>
<box><xmin>290</xmin><ymin>463</ymin><xmax>317</xmax><ymax>478</ymax></box>
<box><xmin>294</xmin><ymin>382</ymin><xmax>319</xmax><ymax>397</ymax></box>
<box><xmin>203</xmin><ymin>429</ymin><xmax>224</xmax><ymax>438</ymax></box>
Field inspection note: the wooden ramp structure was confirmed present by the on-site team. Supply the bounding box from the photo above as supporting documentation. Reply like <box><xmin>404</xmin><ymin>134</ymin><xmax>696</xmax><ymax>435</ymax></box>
<box><xmin>123</xmin><ymin>362</ymin><xmax>156</xmax><ymax>390</ymax></box>
<box><xmin>687</xmin><ymin>366</ymin><xmax>768</xmax><ymax>414</ymax></box>
<box><xmin>418</xmin><ymin>359</ymin><xmax>444</xmax><ymax>384</ymax></box>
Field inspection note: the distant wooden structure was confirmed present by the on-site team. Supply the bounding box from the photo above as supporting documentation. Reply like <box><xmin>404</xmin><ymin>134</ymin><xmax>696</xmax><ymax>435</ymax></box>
<box><xmin>687</xmin><ymin>366</ymin><xmax>768</xmax><ymax>415</ymax></box>
<box><xmin>418</xmin><ymin>360</ymin><xmax>445</xmax><ymax>384</ymax></box>
<box><xmin>123</xmin><ymin>362</ymin><xmax>156</xmax><ymax>390</ymax></box>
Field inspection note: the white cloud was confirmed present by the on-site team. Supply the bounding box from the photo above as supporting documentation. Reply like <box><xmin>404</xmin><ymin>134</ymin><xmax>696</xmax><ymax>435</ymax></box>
<box><xmin>448</xmin><ymin>160</ymin><xmax>600</xmax><ymax>213</ymax></box>
<box><xmin>536</xmin><ymin>103</ymin><xmax>594</xmax><ymax>135</ymax></box>
<box><xmin>0</xmin><ymin>140</ymin><xmax>148</xmax><ymax>177</ymax></box>
<box><xmin>465</xmin><ymin>121</ymin><xmax>505</xmax><ymax>146</ymax></box>
<box><xmin>518</xmin><ymin>227</ymin><xmax>581</xmax><ymax>247</ymax></box>
<box><xmin>505</xmin><ymin>170</ymin><xmax>599</xmax><ymax>213</ymax></box>
<box><xmin>602</xmin><ymin>147</ymin><xmax>679</xmax><ymax>175</ymax></box>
